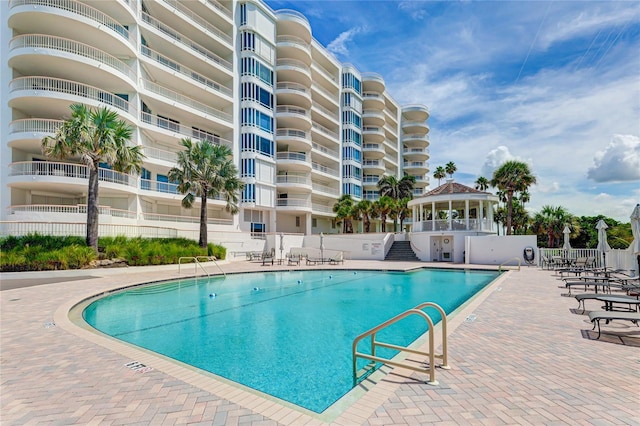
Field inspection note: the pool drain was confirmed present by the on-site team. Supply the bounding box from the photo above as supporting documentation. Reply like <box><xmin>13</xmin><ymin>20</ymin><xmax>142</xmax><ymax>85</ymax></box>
<box><xmin>124</xmin><ymin>361</ymin><xmax>153</xmax><ymax>373</ymax></box>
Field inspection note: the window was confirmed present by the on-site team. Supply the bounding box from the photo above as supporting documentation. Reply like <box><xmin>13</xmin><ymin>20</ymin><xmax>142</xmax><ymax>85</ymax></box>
<box><xmin>241</xmin><ymin>57</ymin><xmax>274</xmax><ymax>86</ymax></box>
<box><xmin>342</xmin><ymin>110</ymin><xmax>361</xmax><ymax>128</ymax></box>
<box><xmin>343</xmin><ymin>183</ymin><xmax>362</xmax><ymax>198</ymax></box>
<box><xmin>241</xmin><ymin>158</ymin><xmax>255</xmax><ymax>177</ymax></box>
<box><xmin>312</xmin><ymin>218</ymin><xmax>317</xmax><ymax>227</ymax></box>
<box><xmin>240</xmin><ymin>3</ymin><xmax>247</xmax><ymax>25</ymax></box>
<box><xmin>241</xmin><ymin>133</ymin><xmax>274</xmax><ymax>157</ymax></box>
<box><xmin>343</xmin><ymin>147</ymin><xmax>362</xmax><ymax>162</ymax></box>
<box><xmin>241</xmin><ymin>108</ymin><xmax>273</xmax><ymax>133</ymax></box>
<box><xmin>158</xmin><ymin>115</ymin><xmax>179</xmax><ymax>132</ymax></box>
<box><xmin>295</xmin><ymin>216</ymin><xmax>300</xmax><ymax>227</ymax></box>
<box><xmin>192</xmin><ymin>127</ymin><xmax>220</xmax><ymax>144</ymax></box>
<box><xmin>343</xmin><ymin>128</ymin><xmax>362</xmax><ymax>146</ymax></box>
<box><xmin>242</xmin><ymin>183</ymin><xmax>255</xmax><ymax>202</ymax></box>
<box><xmin>141</xmin><ymin>168</ymin><xmax>151</xmax><ymax>190</ymax></box>
<box><xmin>241</xmin><ymin>82</ymin><xmax>273</xmax><ymax>109</ymax></box>
<box><xmin>342</xmin><ymin>165</ymin><xmax>362</xmax><ymax>179</ymax></box>
<box><xmin>157</xmin><ymin>174</ymin><xmax>169</xmax><ymax>193</ymax></box>
<box><xmin>241</xmin><ymin>31</ymin><xmax>255</xmax><ymax>51</ymax></box>
<box><xmin>342</xmin><ymin>72</ymin><xmax>361</xmax><ymax>94</ymax></box>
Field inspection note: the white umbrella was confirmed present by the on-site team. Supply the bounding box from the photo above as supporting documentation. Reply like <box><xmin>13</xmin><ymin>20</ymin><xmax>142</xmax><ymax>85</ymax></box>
<box><xmin>562</xmin><ymin>226</ymin><xmax>572</xmax><ymax>251</ymax></box>
<box><xmin>629</xmin><ymin>204</ymin><xmax>640</xmax><ymax>275</ymax></box>
<box><xmin>596</xmin><ymin>219</ymin><xmax>611</xmax><ymax>270</ymax></box>
<box><xmin>279</xmin><ymin>232</ymin><xmax>284</xmax><ymax>261</ymax></box>
<box><xmin>320</xmin><ymin>232</ymin><xmax>324</xmax><ymax>262</ymax></box>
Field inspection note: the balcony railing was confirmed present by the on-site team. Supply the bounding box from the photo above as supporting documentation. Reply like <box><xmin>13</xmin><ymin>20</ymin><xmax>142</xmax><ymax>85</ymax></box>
<box><xmin>141</xmin><ymin>211</ymin><xmax>231</xmax><ymax>225</ymax></box>
<box><xmin>140</xmin><ymin>112</ymin><xmax>232</xmax><ymax>148</ymax></box>
<box><xmin>312</xmin><ymin>203</ymin><xmax>335</xmax><ymax>213</ymax></box>
<box><xmin>311</xmin><ymin>182</ymin><xmax>339</xmax><ymax>196</ymax></box>
<box><xmin>9</xmin><ymin>204</ymin><xmax>137</xmax><ymax>219</ymax></box>
<box><xmin>276</xmin><ymin>174</ymin><xmax>311</xmax><ymax>185</ymax></box>
<box><xmin>205</xmin><ymin>0</ymin><xmax>232</xmax><ymax>18</ymax></box>
<box><xmin>312</xmin><ymin>103</ymin><xmax>338</xmax><ymax>120</ymax></box>
<box><xmin>277</xmin><ymin>35</ymin><xmax>310</xmax><ymax>49</ymax></box>
<box><xmin>363</xmin><ymin>176</ymin><xmax>379</xmax><ymax>183</ymax></box>
<box><xmin>403</xmin><ymin>147</ymin><xmax>430</xmax><ymax>155</ymax></box>
<box><xmin>404</xmin><ymin>133</ymin><xmax>429</xmax><ymax>141</ymax></box>
<box><xmin>276</xmin><ymin>152</ymin><xmax>308</xmax><ymax>162</ymax></box>
<box><xmin>404</xmin><ymin>161</ymin><xmax>427</xmax><ymax>168</ymax></box>
<box><xmin>276</xmin><ymin>198</ymin><xmax>311</xmax><ymax>208</ymax></box>
<box><xmin>140</xmin><ymin>11</ymin><xmax>232</xmax><ymax>71</ymax></box>
<box><xmin>311</xmin><ymin>162</ymin><xmax>338</xmax><ymax>175</ymax></box>
<box><xmin>10</xmin><ymin>77</ymin><xmax>134</xmax><ymax>114</ymax></box>
<box><xmin>9</xmin><ymin>161</ymin><xmax>136</xmax><ymax>187</ymax></box>
<box><xmin>10</xmin><ymin>34</ymin><xmax>136</xmax><ymax>81</ymax></box>
<box><xmin>276</xmin><ymin>81</ymin><xmax>309</xmax><ymax>94</ymax></box>
<box><xmin>363</xmin><ymin>92</ymin><xmax>383</xmax><ymax>100</ymax></box>
<box><xmin>159</xmin><ymin>0</ymin><xmax>232</xmax><ymax>44</ymax></box>
<box><xmin>414</xmin><ymin>219</ymin><xmax>495</xmax><ymax>232</ymax></box>
<box><xmin>276</xmin><ymin>59</ymin><xmax>311</xmax><ymax>74</ymax></box>
<box><xmin>276</xmin><ymin>128</ymin><xmax>307</xmax><ymax>139</ymax></box>
<box><xmin>311</xmin><ymin>142</ymin><xmax>338</xmax><ymax>158</ymax></box>
<box><xmin>10</xmin><ymin>0</ymin><xmax>133</xmax><ymax>43</ymax></box>
<box><xmin>141</xmin><ymin>46</ymin><xmax>231</xmax><ymax>97</ymax></box>
<box><xmin>311</xmin><ymin>122</ymin><xmax>339</xmax><ymax>140</ymax></box>
<box><xmin>142</xmin><ymin>145</ymin><xmax>179</xmax><ymax>163</ymax></box>
<box><xmin>9</xmin><ymin>118</ymin><xmax>62</xmax><ymax>135</ymax></box>
<box><xmin>276</xmin><ymin>105</ymin><xmax>310</xmax><ymax>117</ymax></box>
<box><xmin>141</xmin><ymin>79</ymin><xmax>232</xmax><ymax>123</ymax></box>
<box><xmin>363</xmin><ymin>160</ymin><xmax>383</xmax><ymax>167</ymax></box>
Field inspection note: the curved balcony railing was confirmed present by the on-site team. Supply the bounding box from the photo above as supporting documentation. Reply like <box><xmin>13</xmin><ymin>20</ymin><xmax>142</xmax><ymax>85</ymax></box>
<box><xmin>140</xmin><ymin>112</ymin><xmax>232</xmax><ymax>148</ymax></box>
<box><xmin>159</xmin><ymin>0</ymin><xmax>232</xmax><ymax>44</ymax></box>
<box><xmin>363</xmin><ymin>160</ymin><xmax>383</xmax><ymax>167</ymax></box>
<box><xmin>275</xmin><ymin>9</ymin><xmax>311</xmax><ymax>32</ymax></box>
<box><xmin>9</xmin><ymin>204</ymin><xmax>137</xmax><ymax>219</ymax></box>
<box><xmin>9</xmin><ymin>161</ymin><xmax>136</xmax><ymax>187</ymax></box>
<box><xmin>276</xmin><ymin>105</ymin><xmax>310</xmax><ymax>117</ymax></box>
<box><xmin>140</xmin><ymin>11</ymin><xmax>232</xmax><ymax>71</ymax></box>
<box><xmin>277</xmin><ymin>35</ymin><xmax>310</xmax><ymax>49</ymax></box>
<box><xmin>311</xmin><ymin>162</ymin><xmax>338</xmax><ymax>176</ymax></box>
<box><xmin>142</xmin><ymin>144</ymin><xmax>179</xmax><ymax>163</ymax></box>
<box><xmin>9</xmin><ymin>118</ymin><xmax>63</xmax><ymax>135</ymax></box>
<box><xmin>403</xmin><ymin>147</ymin><xmax>430</xmax><ymax>155</ymax></box>
<box><xmin>276</xmin><ymin>199</ymin><xmax>312</xmax><ymax>208</ymax></box>
<box><xmin>10</xmin><ymin>77</ymin><xmax>134</xmax><ymax>114</ymax></box>
<box><xmin>141</xmin><ymin>46</ymin><xmax>231</xmax><ymax>97</ymax></box>
<box><xmin>312</xmin><ymin>103</ymin><xmax>338</xmax><ymax>120</ymax></box>
<box><xmin>404</xmin><ymin>161</ymin><xmax>427</xmax><ymax>168</ymax></box>
<box><xmin>363</xmin><ymin>92</ymin><xmax>383</xmax><ymax>100</ymax></box>
<box><xmin>403</xmin><ymin>133</ymin><xmax>430</xmax><ymax>141</ymax></box>
<box><xmin>276</xmin><ymin>175</ymin><xmax>311</xmax><ymax>185</ymax></box>
<box><xmin>403</xmin><ymin>120</ymin><xmax>429</xmax><ymax>128</ymax></box>
<box><xmin>276</xmin><ymin>152</ymin><xmax>308</xmax><ymax>162</ymax></box>
<box><xmin>276</xmin><ymin>128</ymin><xmax>307</xmax><ymax>139</ymax></box>
<box><xmin>10</xmin><ymin>34</ymin><xmax>136</xmax><ymax>81</ymax></box>
<box><xmin>312</xmin><ymin>203</ymin><xmax>335</xmax><ymax>213</ymax></box>
<box><xmin>363</xmin><ymin>176</ymin><xmax>380</xmax><ymax>183</ymax></box>
<box><xmin>276</xmin><ymin>59</ymin><xmax>311</xmax><ymax>74</ymax></box>
<box><xmin>10</xmin><ymin>0</ymin><xmax>133</xmax><ymax>43</ymax></box>
<box><xmin>276</xmin><ymin>81</ymin><xmax>309</xmax><ymax>94</ymax></box>
<box><xmin>141</xmin><ymin>79</ymin><xmax>232</xmax><ymax>123</ymax></box>
<box><xmin>312</xmin><ymin>182</ymin><xmax>339</xmax><ymax>196</ymax></box>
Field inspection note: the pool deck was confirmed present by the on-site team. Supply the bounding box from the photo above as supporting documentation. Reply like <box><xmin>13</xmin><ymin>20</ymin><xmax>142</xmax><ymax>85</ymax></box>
<box><xmin>1</xmin><ymin>260</ymin><xmax>639</xmax><ymax>425</ymax></box>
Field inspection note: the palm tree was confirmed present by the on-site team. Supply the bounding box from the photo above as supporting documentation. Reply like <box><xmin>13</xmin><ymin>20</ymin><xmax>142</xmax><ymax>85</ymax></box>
<box><xmin>474</xmin><ymin>176</ymin><xmax>489</xmax><ymax>191</ymax></box>
<box><xmin>532</xmin><ymin>205</ymin><xmax>573</xmax><ymax>247</ymax></box>
<box><xmin>332</xmin><ymin>194</ymin><xmax>355</xmax><ymax>233</ymax></box>
<box><xmin>353</xmin><ymin>199</ymin><xmax>375</xmax><ymax>233</ymax></box>
<box><xmin>42</xmin><ymin>104</ymin><xmax>144</xmax><ymax>252</ymax></box>
<box><xmin>169</xmin><ymin>139</ymin><xmax>243</xmax><ymax>248</ymax></box>
<box><xmin>433</xmin><ymin>166</ymin><xmax>446</xmax><ymax>186</ymax></box>
<box><xmin>373</xmin><ymin>196</ymin><xmax>394</xmax><ymax>232</ymax></box>
<box><xmin>445</xmin><ymin>161</ymin><xmax>457</xmax><ymax>179</ymax></box>
<box><xmin>490</xmin><ymin>160</ymin><xmax>536</xmax><ymax>235</ymax></box>
<box><xmin>377</xmin><ymin>174</ymin><xmax>415</xmax><ymax>200</ymax></box>
<box><xmin>397</xmin><ymin>197</ymin><xmax>412</xmax><ymax>232</ymax></box>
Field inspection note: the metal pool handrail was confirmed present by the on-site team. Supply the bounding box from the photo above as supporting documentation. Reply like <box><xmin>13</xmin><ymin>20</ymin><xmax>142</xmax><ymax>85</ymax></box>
<box><xmin>352</xmin><ymin>302</ymin><xmax>449</xmax><ymax>386</ymax></box>
<box><xmin>178</xmin><ymin>256</ymin><xmax>225</xmax><ymax>278</ymax></box>
<box><xmin>499</xmin><ymin>257</ymin><xmax>521</xmax><ymax>272</ymax></box>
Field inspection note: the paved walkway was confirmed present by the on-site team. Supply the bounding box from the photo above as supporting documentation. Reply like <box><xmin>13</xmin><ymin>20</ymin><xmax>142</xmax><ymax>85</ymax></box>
<box><xmin>1</xmin><ymin>261</ymin><xmax>639</xmax><ymax>425</ymax></box>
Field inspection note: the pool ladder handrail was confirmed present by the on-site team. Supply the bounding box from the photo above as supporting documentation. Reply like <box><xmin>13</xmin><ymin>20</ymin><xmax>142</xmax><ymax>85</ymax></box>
<box><xmin>352</xmin><ymin>302</ymin><xmax>449</xmax><ymax>386</ymax></box>
<box><xmin>498</xmin><ymin>257</ymin><xmax>521</xmax><ymax>272</ymax></box>
<box><xmin>178</xmin><ymin>256</ymin><xmax>226</xmax><ymax>277</ymax></box>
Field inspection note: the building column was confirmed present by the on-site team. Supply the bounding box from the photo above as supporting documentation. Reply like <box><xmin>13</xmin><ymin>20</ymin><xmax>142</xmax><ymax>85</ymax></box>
<box><xmin>305</xmin><ymin>213</ymin><xmax>312</xmax><ymax>235</ymax></box>
<box><xmin>448</xmin><ymin>199</ymin><xmax>452</xmax><ymax>230</ymax></box>
<box><xmin>465</xmin><ymin>199</ymin><xmax>469</xmax><ymax>230</ymax></box>
<box><xmin>479</xmin><ymin>201</ymin><xmax>484</xmax><ymax>231</ymax></box>
<box><xmin>431</xmin><ymin>202</ymin><xmax>436</xmax><ymax>231</ymax></box>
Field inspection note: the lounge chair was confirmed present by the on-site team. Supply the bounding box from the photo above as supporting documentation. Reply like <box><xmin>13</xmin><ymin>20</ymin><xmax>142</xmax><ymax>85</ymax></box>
<box><xmin>328</xmin><ymin>251</ymin><xmax>343</xmax><ymax>265</ymax></box>
<box><xmin>261</xmin><ymin>248</ymin><xmax>275</xmax><ymax>266</ymax></box>
<box><xmin>575</xmin><ymin>293</ymin><xmax>640</xmax><ymax>313</ymax></box>
<box><xmin>587</xmin><ymin>310</ymin><xmax>640</xmax><ymax>339</ymax></box>
<box><xmin>287</xmin><ymin>253</ymin><xmax>300</xmax><ymax>266</ymax></box>
<box><xmin>306</xmin><ymin>256</ymin><xmax>323</xmax><ymax>265</ymax></box>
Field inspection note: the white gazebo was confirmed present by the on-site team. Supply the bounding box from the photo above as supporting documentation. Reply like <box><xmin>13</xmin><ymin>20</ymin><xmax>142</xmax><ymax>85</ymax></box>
<box><xmin>408</xmin><ymin>179</ymin><xmax>499</xmax><ymax>262</ymax></box>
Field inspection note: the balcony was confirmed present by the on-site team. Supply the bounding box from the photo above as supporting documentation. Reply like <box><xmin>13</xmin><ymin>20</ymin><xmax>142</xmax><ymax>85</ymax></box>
<box><xmin>362</xmin><ymin>126</ymin><xmax>385</xmax><ymax>143</ymax></box>
<box><xmin>276</xmin><ymin>105</ymin><xmax>312</xmax><ymax>130</ymax></box>
<box><xmin>362</xmin><ymin>159</ymin><xmax>385</xmax><ymax>174</ymax></box>
<box><xmin>140</xmin><ymin>112</ymin><xmax>232</xmax><ymax>148</ymax></box>
<box><xmin>361</xmin><ymin>72</ymin><xmax>385</xmax><ymax>94</ymax></box>
<box><xmin>403</xmin><ymin>147</ymin><xmax>430</xmax><ymax>160</ymax></box>
<box><xmin>403</xmin><ymin>133</ymin><xmax>430</xmax><ymax>146</ymax></box>
<box><xmin>276</xmin><ymin>82</ymin><xmax>312</xmax><ymax>109</ymax></box>
<box><xmin>276</xmin><ymin>151</ymin><xmax>311</xmax><ymax>172</ymax></box>
<box><xmin>362</xmin><ymin>143</ymin><xmax>385</xmax><ymax>159</ymax></box>
<box><xmin>276</xmin><ymin>128</ymin><xmax>311</xmax><ymax>151</ymax></box>
<box><xmin>9</xmin><ymin>76</ymin><xmax>135</xmax><ymax>120</ymax></box>
<box><xmin>276</xmin><ymin>174</ymin><xmax>312</xmax><ymax>191</ymax></box>
<box><xmin>311</xmin><ymin>142</ymin><xmax>339</xmax><ymax>159</ymax></box>
<box><xmin>311</xmin><ymin>103</ymin><xmax>339</xmax><ymax>127</ymax></box>
<box><xmin>142</xmin><ymin>144</ymin><xmax>179</xmax><ymax>164</ymax></box>
<box><xmin>276</xmin><ymin>197</ymin><xmax>312</xmax><ymax>212</ymax></box>
<box><xmin>311</xmin><ymin>162</ymin><xmax>339</xmax><ymax>179</ymax></box>
<box><xmin>158</xmin><ymin>0</ymin><xmax>232</xmax><ymax>49</ymax></box>
<box><xmin>311</xmin><ymin>122</ymin><xmax>340</xmax><ymax>144</ymax></box>
<box><xmin>277</xmin><ymin>35</ymin><xmax>311</xmax><ymax>64</ymax></box>
<box><xmin>8</xmin><ymin>204</ymin><xmax>137</xmax><ymax>220</ymax></box>
<box><xmin>9</xmin><ymin>34</ymin><xmax>136</xmax><ymax>89</ymax></box>
<box><xmin>403</xmin><ymin>160</ymin><xmax>428</xmax><ymax>173</ymax></box>
<box><xmin>312</xmin><ymin>202</ymin><xmax>336</xmax><ymax>215</ymax></box>
<box><xmin>362</xmin><ymin>92</ymin><xmax>384</xmax><ymax>110</ymax></box>
<box><xmin>402</xmin><ymin>120</ymin><xmax>430</xmax><ymax>134</ymax></box>
<box><xmin>276</xmin><ymin>59</ymin><xmax>312</xmax><ymax>87</ymax></box>
<box><xmin>275</xmin><ymin>9</ymin><xmax>312</xmax><ymax>42</ymax></box>
<box><xmin>311</xmin><ymin>181</ymin><xmax>339</xmax><ymax>197</ymax></box>
<box><xmin>9</xmin><ymin>0</ymin><xmax>135</xmax><ymax>56</ymax></box>
<box><xmin>141</xmin><ymin>211</ymin><xmax>231</xmax><ymax>225</ymax></box>
<box><xmin>8</xmin><ymin>118</ymin><xmax>62</xmax><ymax>152</ymax></box>
<box><xmin>402</xmin><ymin>104</ymin><xmax>430</xmax><ymax>122</ymax></box>
<box><xmin>362</xmin><ymin>109</ymin><xmax>385</xmax><ymax>127</ymax></box>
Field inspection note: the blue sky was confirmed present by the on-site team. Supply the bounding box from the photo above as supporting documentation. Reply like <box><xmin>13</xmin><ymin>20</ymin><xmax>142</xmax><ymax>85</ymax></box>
<box><xmin>266</xmin><ymin>0</ymin><xmax>640</xmax><ymax>222</ymax></box>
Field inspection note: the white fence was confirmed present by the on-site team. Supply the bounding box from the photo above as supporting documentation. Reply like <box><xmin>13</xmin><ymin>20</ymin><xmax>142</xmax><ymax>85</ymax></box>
<box><xmin>539</xmin><ymin>247</ymin><xmax>637</xmax><ymax>275</ymax></box>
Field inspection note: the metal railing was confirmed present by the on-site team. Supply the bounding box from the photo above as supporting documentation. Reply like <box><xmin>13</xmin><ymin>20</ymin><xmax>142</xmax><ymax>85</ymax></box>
<box><xmin>276</xmin><ymin>152</ymin><xmax>308</xmax><ymax>162</ymax></box>
<box><xmin>352</xmin><ymin>302</ymin><xmax>449</xmax><ymax>386</ymax></box>
<box><xmin>10</xmin><ymin>34</ymin><xmax>136</xmax><ymax>81</ymax></box>
<box><xmin>8</xmin><ymin>204</ymin><xmax>137</xmax><ymax>219</ymax></box>
<box><xmin>499</xmin><ymin>257</ymin><xmax>521</xmax><ymax>272</ymax></box>
<box><xmin>178</xmin><ymin>256</ymin><xmax>210</xmax><ymax>278</ymax></box>
<box><xmin>160</xmin><ymin>0</ymin><xmax>232</xmax><ymax>44</ymax></box>
<box><xmin>311</xmin><ymin>122</ymin><xmax>339</xmax><ymax>140</ymax></box>
<box><xmin>9</xmin><ymin>161</ymin><xmax>136</xmax><ymax>186</ymax></box>
<box><xmin>312</xmin><ymin>142</ymin><xmax>339</xmax><ymax>158</ymax></box>
<box><xmin>139</xmin><ymin>112</ymin><xmax>232</xmax><ymax>148</ymax></box>
<box><xmin>141</xmin><ymin>212</ymin><xmax>230</xmax><ymax>225</ymax></box>
<box><xmin>311</xmin><ymin>161</ymin><xmax>338</xmax><ymax>175</ymax></box>
<box><xmin>276</xmin><ymin>128</ymin><xmax>307</xmax><ymax>139</ymax></box>
<box><xmin>205</xmin><ymin>0</ymin><xmax>232</xmax><ymax>18</ymax></box>
<box><xmin>276</xmin><ymin>59</ymin><xmax>311</xmax><ymax>74</ymax></box>
<box><xmin>9</xmin><ymin>118</ymin><xmax>62</xmax><ymax>135</ymax></box>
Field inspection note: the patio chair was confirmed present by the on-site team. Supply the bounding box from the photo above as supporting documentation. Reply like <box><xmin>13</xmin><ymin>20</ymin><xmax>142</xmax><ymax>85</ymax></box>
<box><xmin>328</xmin><ymin>251</ymin><xmax>344</xmax><ymax>265</ymax></box>
<box><xmin>575</xmin><ymin>293</ymin><xmax>640</xmax><ymax>313</ymax></box>
<box><xmin>287</xmin><ymin>253</ymin><xmax>300</xmax><ymax>266</ymax></box>
<box><xmin>587</xmin><ymin>310</ymin><xmax>640</xmax><ymax>339</ymax></box>
<box><xmin>261</xmin><ymin>248</ymin><xmax>275</xmax><ymax>266</ymax></box>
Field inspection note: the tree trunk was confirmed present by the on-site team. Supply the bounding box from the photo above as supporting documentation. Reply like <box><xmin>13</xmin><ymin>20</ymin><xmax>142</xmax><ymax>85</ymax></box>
<box><xmin>199</xmin><ymin>194</ymin><xmax>208</xmax><ymax>248</ymax></box>
<box><xmin>381</xmin><ymin>215</ymin><xmax>386</xmax><ymax>232</ymax></box>
<box><xmin>86</xmin><ymin>165</ymin><xmax>100</xmax><ymax>252</ymax></box>
<box><xmin>506</xmin><ymin>191</ymin><xmax>514</xmax><ymax>235</ymax></box>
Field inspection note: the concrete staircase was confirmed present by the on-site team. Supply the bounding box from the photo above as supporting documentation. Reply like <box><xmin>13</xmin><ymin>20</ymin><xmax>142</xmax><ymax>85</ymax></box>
<box><xmin>384</xmin><ymin>241</ymin><xmax>419</xmax><ymax>261</ymax></box>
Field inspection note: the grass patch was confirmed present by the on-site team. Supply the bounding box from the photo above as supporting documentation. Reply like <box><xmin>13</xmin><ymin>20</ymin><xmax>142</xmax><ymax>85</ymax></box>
<box><xmin>0</xmin><ymin>234</ymin><xmax>226</xmax><ymax>272</ymax></box>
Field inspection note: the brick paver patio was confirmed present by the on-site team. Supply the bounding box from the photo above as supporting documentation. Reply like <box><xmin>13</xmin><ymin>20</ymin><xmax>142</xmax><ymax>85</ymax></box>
<box><xmin>1</xmin><ymin>261</ymin><xmax>638</xmax><ymax>425</ymax></box>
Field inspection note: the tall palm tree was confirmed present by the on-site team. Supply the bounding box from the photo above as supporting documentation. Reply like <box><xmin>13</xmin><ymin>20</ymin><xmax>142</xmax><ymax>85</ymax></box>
<box><xmin>373</xmin><ymin>196</ymin><xmax>394</xmax><ymax>232</ymax></box>
<box><xmin>474</xmin><ymin>176</ymin><xmax>489</xmax><ymax>191</ymax></box>
<box><xmin>377</xmin><ymin>174</ymin><xmax>415</xmax><ymax>200</ymax></box>
<box><xmin>433</xmin><ymin>166</ymin><xmax>446</xmax><ymax>186</ymax></box>
<box><xmin>490</xmin><ymin>160</ymin><xmax>537</xmax><ymax>235</ymax></box>
<box><xmin>397</xmin><ymin>197</ymin><xmax>412</xmax><ymax>232</ymax></box>
<box><xmin>42</xmin><ymin>104</ymin><xmax>144</xmax><ymax>252</ymax></box>
<box><xmin>353</xmin><ymin>199</ymin><xmax>374</xmax><ymax>233</ymax></box>
<box><xmin>332</xmin><ymin>194</ymin><xmax>355</xmax><ymax>233</ymax></box>
<box><xmin>169</xmin><ymin>139</ymin><xmax>243</xmax><ymax>248</ymax></box>
<box><xmin>532</xmin><ymin>205</ymin><xmax>573</xmax><ymax>247</ymax></box>
<box><xmin>445</xmin><ymin>161</ymin><xmax>457</xmax><ymax>179</ymax></box>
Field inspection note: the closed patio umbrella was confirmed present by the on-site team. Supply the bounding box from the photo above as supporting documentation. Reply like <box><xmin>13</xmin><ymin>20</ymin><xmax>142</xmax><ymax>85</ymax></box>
<box><xmin>629</xmin><ymin>204</ymin><xmax>640</xmax><ymax>275</ymax></box>
<box><xmin>596</xmin><ymin>219</ymin><xmax>611</xmax><ymax>270</ymax></box>
<box><xmin>562</xmin><ymin>225</ymin><xmax>572</xmax><ymax>251</ymax></box>
<box><xmin>320</xmin><ymin>232</ymin><xmax>324</xmax><ymax>261</ymax></box>
<box><xmin>279</xmin><ymin>232</ymin><xmax>284</xmax><ymax>261</ymax></box>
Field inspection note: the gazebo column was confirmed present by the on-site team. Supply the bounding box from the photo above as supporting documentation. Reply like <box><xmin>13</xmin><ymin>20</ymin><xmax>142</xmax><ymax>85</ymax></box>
<box><xmin>448</xmin><ymin>200</ymin><xmax>452</xmax><ymax>230</ymax></box>
<box><xmin>479</xmin><ymin>201</ymin><xmax>484</xmax><ymax>231</ymax></box>
<box><xmin>465</xmin><ymin>200</ymin><xmax>470</xmax><ymax>230</ymax></box>
<box><xmin>488</xmin><ymin>202</ymin><xmax>494</xmax><ymax>231</ymax></box>
<box><xmin>431</xmin><ymin>202</ymin><xmax>436</xmax><ymax>231</ymax></box>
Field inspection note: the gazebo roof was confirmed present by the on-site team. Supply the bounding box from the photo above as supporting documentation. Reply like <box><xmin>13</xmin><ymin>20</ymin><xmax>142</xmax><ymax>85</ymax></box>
<box><xmin>424</xmin><ymin>180</ymin><xmax>486</xmax><ymax>196</ymax></box>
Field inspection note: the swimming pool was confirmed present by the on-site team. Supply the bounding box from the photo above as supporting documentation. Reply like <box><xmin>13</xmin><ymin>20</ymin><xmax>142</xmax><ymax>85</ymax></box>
<box><xmin>83</xmin><ymin>268</ymin><xmax>498</xmax><ymax>413</ymax></box>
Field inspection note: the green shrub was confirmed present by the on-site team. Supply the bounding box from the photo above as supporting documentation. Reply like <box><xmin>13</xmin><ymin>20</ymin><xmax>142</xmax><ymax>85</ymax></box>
<box><xmin>61</xmin><ymin>244</ymin><xmax>96</xmax><ymax>269</ymax></box>
<box><xmin>0</xmin><ymin>251</ymin><xmax>28</xmax><ymax>272</ymax></box>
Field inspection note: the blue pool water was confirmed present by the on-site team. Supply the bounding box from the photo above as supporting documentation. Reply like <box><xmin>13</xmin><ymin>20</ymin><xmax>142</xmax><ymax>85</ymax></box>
<box><xmin>83</xmin><ymin>268</ymin><xmax>498</xmax><ymax>413</ymax></box>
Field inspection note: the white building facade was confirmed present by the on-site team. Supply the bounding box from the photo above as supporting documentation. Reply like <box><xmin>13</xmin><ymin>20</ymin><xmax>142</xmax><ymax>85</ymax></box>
<box><xmin>1</xmin><ymin>0</ymin><xmax>430</xmax><ymax>238</ymax></box>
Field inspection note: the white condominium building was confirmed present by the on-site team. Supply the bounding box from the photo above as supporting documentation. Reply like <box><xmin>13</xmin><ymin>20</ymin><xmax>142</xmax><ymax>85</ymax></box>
<box><xmin>1</xmin><ymin>0</ymin><xmax>429</xmax><ymax>237</ymax></box>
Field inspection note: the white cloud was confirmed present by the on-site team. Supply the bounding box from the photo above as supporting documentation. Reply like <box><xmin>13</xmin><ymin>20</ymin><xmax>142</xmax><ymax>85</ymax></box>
<box><xmin>587</xmin><ymin>134</ymin><xmax>640</xmax><ymax>182</ymax></box>
<box><xmin>480</xmin><ymin>146</ymin><xmax>516</xmax><ymax>178</ymax></box>
<box><xmin>398</xmin><ymin>1</ymin><xmax>427</xmax><ymax>20</ymax></box>
<box><xmin>327</xmin><ymin>26</ymin><xmax>366</xmax><ymax>56</ymax></box>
